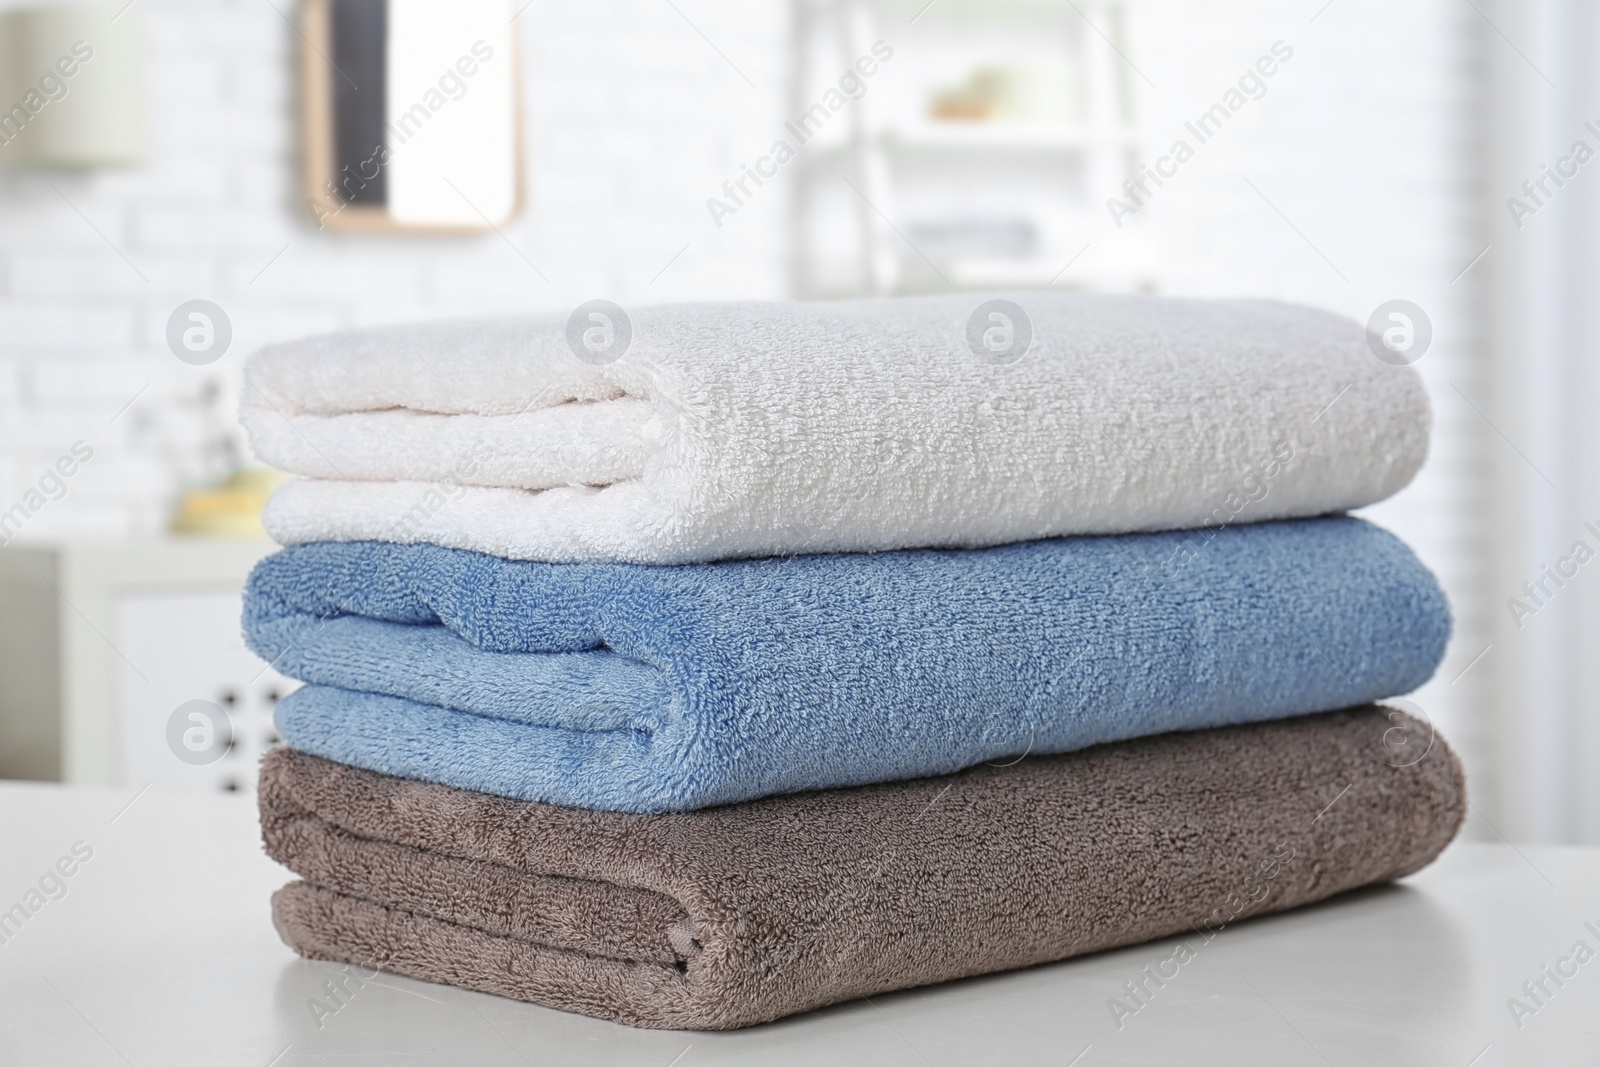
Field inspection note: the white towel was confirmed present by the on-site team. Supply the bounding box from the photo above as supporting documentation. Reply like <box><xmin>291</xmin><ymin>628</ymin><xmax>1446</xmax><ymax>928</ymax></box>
<box><xmin>241</xmin><ymin>292</ymin><xmax>1429</xmax><ymax>564</ymax></box>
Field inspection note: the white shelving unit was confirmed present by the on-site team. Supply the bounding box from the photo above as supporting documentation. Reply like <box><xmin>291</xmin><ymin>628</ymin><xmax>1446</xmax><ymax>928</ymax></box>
<box><xmin>0</xmin><ymin>539</ymin><xmax>292</xmax><ymax>794</ymax></box>
<box><xmin>791</xmin><ymin>0</ymin><xmax>1148</xmax><ymax>298</ymax></box>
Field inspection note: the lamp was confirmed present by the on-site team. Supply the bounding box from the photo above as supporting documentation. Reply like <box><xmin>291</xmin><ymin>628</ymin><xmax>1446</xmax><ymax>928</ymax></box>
<box><xmin>0</xmin><ymin>5</ymin><xmax>145</xmax><ymax>167</ymax></box>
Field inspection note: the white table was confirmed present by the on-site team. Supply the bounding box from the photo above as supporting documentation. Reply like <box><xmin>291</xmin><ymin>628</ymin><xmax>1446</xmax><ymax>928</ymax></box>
<box><xmin>1</xmin><ymin>782</ymin><xmax>1598</xmax><ymax>1066</ymax></box>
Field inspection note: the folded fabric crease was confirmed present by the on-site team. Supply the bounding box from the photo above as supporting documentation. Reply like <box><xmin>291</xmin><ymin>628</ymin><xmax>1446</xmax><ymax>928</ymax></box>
<box><xmin>241</xmin><ymin>292</ymin><xmax>1431</xmax><ymax>564</ymax></box>
<box><xmin>245</xmin><ymin>515</ymin><xmax>1450</xmax><ymax>812</ymax></box>
<box><xmin>261</xmin><ymin>707</ymin><xmax>1466</xmax><ymax>1030</ymax></box>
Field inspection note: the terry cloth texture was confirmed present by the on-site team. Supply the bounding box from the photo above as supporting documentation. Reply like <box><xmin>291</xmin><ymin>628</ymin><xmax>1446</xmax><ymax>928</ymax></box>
<box><xmin>241</xmin><ymin>292</ymin><xmax>1431</xmax><ymax>564</ymax></box>
<box><xmin>261</xmin><ymin>706</ymin><xmax>1467</xmax><ymax>1030</ymax></box>
<box><xmin>243</xmin><ymin>515</ymin><xmax>1451</xmax><ymax>813</ymax></box>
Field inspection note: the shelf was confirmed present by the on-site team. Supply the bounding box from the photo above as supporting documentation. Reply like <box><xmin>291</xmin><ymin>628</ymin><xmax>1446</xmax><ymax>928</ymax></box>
<box><xmin>791</xmin><ymin>0</ymin><xmax>1144</xmax><ymax>298</ymax></box>
<box><xmin>852</xmin><ymin>0</ymin><xmax>1105</xmax><ymax>23</ymax></box>
<box><xmin>808</xmin><ymin>122</ymin><xmax>1138</xmax><ymax>157</ymax></box>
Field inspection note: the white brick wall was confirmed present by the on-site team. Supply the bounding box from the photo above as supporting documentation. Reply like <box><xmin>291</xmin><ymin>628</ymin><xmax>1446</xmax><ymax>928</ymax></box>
<box><xmin>0</xmin><ymin>0</ymin><xmax>792</xmax><ymax>538</ymax></box>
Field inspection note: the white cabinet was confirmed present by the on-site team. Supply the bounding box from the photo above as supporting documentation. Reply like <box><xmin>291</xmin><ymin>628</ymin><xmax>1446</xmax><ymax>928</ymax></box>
<box><xmin>114</xmin><ymin>589</ymin><xmax>293</xmax><ymax>794</ymax></box>
<box><xmin>0</xmin><ymin>540</ymin><xmax>294</xmax><ymax>794</ymax></box>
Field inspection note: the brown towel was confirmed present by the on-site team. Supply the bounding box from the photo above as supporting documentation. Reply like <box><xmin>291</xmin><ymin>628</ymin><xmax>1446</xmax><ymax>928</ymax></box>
<box><xmin>260</xmin><ymin>705</ymin><xmax>1464</xmax><ymax>1030</ymax></box>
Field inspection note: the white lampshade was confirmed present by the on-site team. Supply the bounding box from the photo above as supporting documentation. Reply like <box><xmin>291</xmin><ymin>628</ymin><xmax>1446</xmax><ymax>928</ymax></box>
<box><xmin>0</xmin><ymin>5</ymin><xmax>145</xmax><ymax>167</ymax></box>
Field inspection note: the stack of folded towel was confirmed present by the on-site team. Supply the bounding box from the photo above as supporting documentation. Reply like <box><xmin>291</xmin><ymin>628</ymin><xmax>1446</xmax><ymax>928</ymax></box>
<box><xmin>241</xmin><ymin>292</ymin><xmax>1465</xmax><ymax>1030</ymax></box>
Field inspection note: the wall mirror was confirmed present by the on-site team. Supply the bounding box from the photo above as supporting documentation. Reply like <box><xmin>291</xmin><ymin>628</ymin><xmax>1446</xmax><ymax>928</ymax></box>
<box><xmin>301</xmin><ymin>0</ymin><xmax>521</xmax><ymax>232</ymax></box>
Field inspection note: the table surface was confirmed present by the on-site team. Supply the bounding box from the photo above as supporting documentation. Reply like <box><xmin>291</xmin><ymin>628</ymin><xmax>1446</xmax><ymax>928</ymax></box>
<box><xmin>1</xmin><ymin>782</ymin><xmax>1598</xmax><ymax>1066</ymax></box>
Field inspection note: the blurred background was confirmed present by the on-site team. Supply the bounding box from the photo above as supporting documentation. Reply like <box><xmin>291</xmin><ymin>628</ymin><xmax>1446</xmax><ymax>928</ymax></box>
<box><xmin>0</xmin><ymin>0</ymin><xmax>1590</xmax><ymax>844</ymax></box>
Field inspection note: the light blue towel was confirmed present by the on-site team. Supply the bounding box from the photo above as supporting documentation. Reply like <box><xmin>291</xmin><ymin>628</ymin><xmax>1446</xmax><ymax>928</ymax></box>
<box><xmin>243</xmin><ymin>516</ymin><xmax>1449</xmax><ymax>813</ymax></box>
